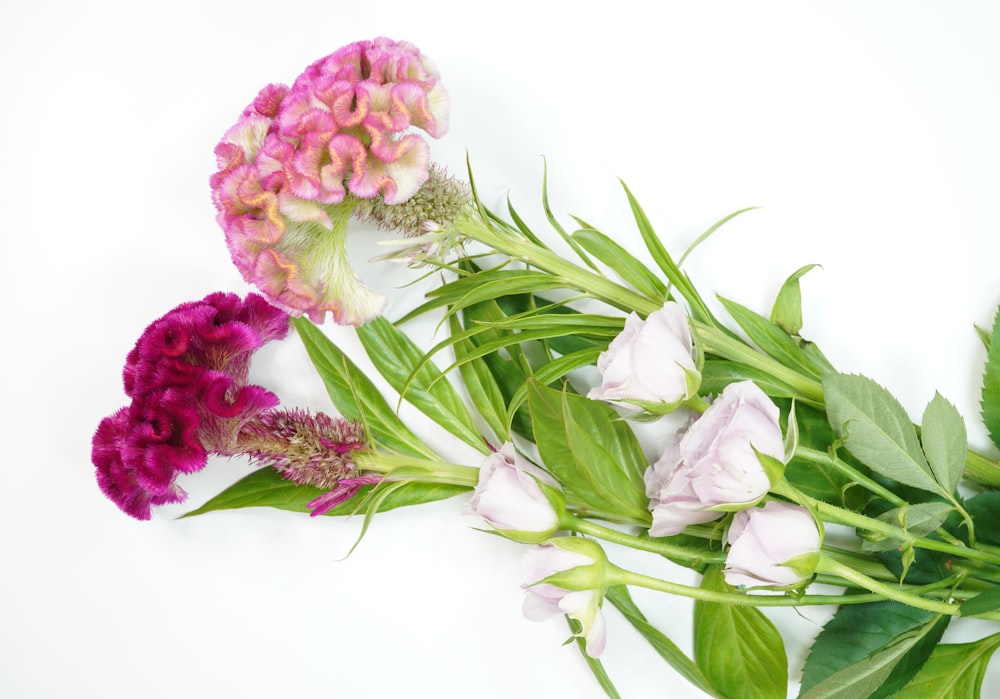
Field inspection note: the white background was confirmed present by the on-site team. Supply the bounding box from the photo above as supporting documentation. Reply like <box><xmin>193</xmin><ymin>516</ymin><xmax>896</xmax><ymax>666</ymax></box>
<box><xmin>4</xmin><ymin>2</ymin><xmax>1000</xmax><ymax>698</ymax></box>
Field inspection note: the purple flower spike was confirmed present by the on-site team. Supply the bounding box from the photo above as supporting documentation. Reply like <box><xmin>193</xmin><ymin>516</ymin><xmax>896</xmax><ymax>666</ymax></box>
<box><xmin>93</xmin><ymin>292</ymin><xmax>289</xmax><ymax>519</ymax></box>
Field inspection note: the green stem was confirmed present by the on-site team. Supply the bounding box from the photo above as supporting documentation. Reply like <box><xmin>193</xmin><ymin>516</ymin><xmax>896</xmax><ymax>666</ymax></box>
<box><xmin>564</xmin><ymin>515</ymin><xmax>724</xmax><ymax>566</ymax></box>
<box><xmin>773</xmin><ymin>481</ymin><xmax>1000</xmax><ymax>567</ymax></box>
<box><xmin>608</xmin><ymin>565</ymin><xmax>883</xmax><ymax>608</ymax></box>
<box><xmin>354</xmin><ymin>452</ymin><xmax>480</xmax><ymax>488</ymax></box>
<box><xmin>965</xmin><ymin>450</ymin><xmax>1000</xmax><ymax>487</ymax></box>
<box><xmin>693</xmin><ymin>321</ymin><xmax>825</xmax><ymax>406</ymax></box>
<box><xmin>794</xmin><ymin>446</ymin><xmax>905</xmax><ymax>506</ymax></box>
<box><xmin>816</xmin><ymin>556</ymin><xmax>962</xmax><ymax>616</ymax></box>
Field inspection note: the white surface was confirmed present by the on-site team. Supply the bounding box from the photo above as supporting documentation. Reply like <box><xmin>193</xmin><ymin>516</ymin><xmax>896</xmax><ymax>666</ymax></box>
<box><xmin>4</xmin><ymin>2</ymin><xmax>1000</xmax><ymax>698</ymax></box>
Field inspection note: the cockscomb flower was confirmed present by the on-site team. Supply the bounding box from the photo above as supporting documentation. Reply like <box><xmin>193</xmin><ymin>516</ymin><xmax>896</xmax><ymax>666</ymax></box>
<box><xmin>210</xmin><ymin>37</ymin><xmax>449</xmax><ymax>325</ymax></box>
<box><xmin>239</xmin><ymin>408</ymin><xmax>378</xmax><ymax>516</ymax></box>
<box><xmin>92</xmin><ymin>292</ymin><xmax>289</xmax><ymax>519</ymax></box>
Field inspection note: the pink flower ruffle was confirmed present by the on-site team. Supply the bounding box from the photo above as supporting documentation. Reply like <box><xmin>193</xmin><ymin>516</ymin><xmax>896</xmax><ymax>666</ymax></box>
<box><xmin>210</xmin><ymin>38</ymin><xmax>449</xmax><ymax>324</ymax></box>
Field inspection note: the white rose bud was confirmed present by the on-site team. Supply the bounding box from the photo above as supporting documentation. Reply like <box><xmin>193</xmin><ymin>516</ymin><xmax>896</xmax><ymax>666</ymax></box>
<box><xmin>588</xmin><ymin>301</ymin><xmax>699</xmax><ymax>409</ymax></box>
<box><xmin>724</xmin><ymin>501</ymin><xmax>821</xmax><ymax>588</ymax></box>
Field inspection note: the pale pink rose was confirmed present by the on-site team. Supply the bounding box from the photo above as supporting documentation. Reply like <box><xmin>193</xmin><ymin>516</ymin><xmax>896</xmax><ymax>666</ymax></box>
<box><xmin>521</xmin><ymin>540</ymin><xmax>607</xmax><ymax>657</ymax></box>
<box><xmin>587</xmin><ymin>302</ymin><xmax>699</xmax><ymax>407</ymax></box>
<box><xmin>645</xmin><ymin>380</ymin><xmax>784</xmax><ymax>537</ymax></box>
<box><xmin>466</xmin><ymin>444</ymin><xmax>559</xmax><ymax>538</ymax></box>
<box><xmin>724</xmin><ymin>501</ymin><xmax>821</xmax><ymax>588</ymax></box>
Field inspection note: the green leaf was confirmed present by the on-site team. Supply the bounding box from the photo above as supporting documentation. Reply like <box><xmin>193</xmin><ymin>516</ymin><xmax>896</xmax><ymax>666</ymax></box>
<box><xmin>571</xmin><ymin>227</ymin><xmax>668</xmax><ymax>300</ymax></box>
<box><xmin>356</xmin><ymin>317</ymin><xmax>487</xmax><ymax>453</ymax></box>
<box><xmin>448</xmin><ymin>312</ymin><xmax>510</xmax><ymax>444</ymax></box>
<box><xmin>960</xmin><ymin>586</ymin><xmax>1000</xmax><ymax>617</ymax></box>
<box><xmin>823</xmin><ymin>373</ymin><xmax>940</xmax><ymax>494</ymax></box>
<box><xmin>700</xmin><ymin>359</ymin><xmax>806</xmax><ymax>401</ymax></box>
<box><xmin>566</xmin><ymin>617</ymin><xmax>622</xmax><ymax>699</ymax></box>
<box><xmin>770</xmin><ymin>264</ymin><xmax>819</xmax><ymax>337</ymax></box>
<box><xmin>966</xmin><ymin>491</ymin><xmax>1000</xmax><ymax>546</ymax></box>
<box><xmin>181</xmin><ymin>467</ymin><xmax>467</xmax><ymax>517</ymax></box>
<box><xmin>461</xmin><ymin>300</ymin><xmax>536</xmax><ymax>439</ymax></box>
<box><xmin>694</xmin><ymin>567</ymin><xmax>787</xmax><ymax>699</ymax></box>
<box><xmin>799</xmin><ymin>600</ymin><xmax>947</xmax><ymax>698</ymax></box>
<box><xmin>921</xmin><ymin>392</ymin><xmax>968</xmax><ymax>495</ymax></box>
<box><xmin>982</xmin><ymin>305</ymin><xmax>1000</xmax><ymax>451</ymax></box>
<box><xmin>799</xmin><ymin>615</ymin><xmax>946</xmax><ymax>699</ymax></box>
<box><xmin>719</xmin><ymin>295</ymin><xmax>827</xmax><ymax>379</ymax></box>
<box><xmin>890</xmin><ymin>633</ymin><xmax>1000</xmax><ymax>698</ymax></box>
<box><xmin>619</xmin><ymin>180</ymin><xmax>716</xmax><ymax>325</ymax></box>
<box><xmin>862</xmin><ymin>502</ymin><xmax>955</xmax><ymax>552</ymax></box>
<box><xmin>526</xmin><ymin>379</ymin><xmax>649</xmax><ymax>522</ymax></box>
<box><xmin>291</xmin><ymin>317</ymin><xmax>434</xmax><ymax>459</ymax></box>
<box><xmin>605</xmin><ymin>586</ymin><xmax>722</xmax><ymax>698</ymax></box>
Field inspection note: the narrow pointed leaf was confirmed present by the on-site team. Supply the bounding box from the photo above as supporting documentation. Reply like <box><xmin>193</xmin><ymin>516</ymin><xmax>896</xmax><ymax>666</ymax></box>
<box><xmin>449</xmin><ymin>312</ymin><xmax>510</xmax><ymax>445</ymax></box>
<box><xmin>180</xmin><ymin>467</ymin><xmax>466</xmax><ymax>517</ymax></box>
<box><xmin>719</xmin><ymin>295</ymin><xmax>827</xmax><ymax>379</ymax></box>
<box><xmin>571</xmin><ymin>228</ymin><xmax>668</xmax><ymax>300</ymax></box>
<box><xmin>605</xmin><ymin>586</ymin><xmax>721</xmax><ymax>698</ymax></box>
<box><xmin>356</xmin><ymin>317</ymin><xmax>486</xmax><ymax>453</ymax></box>
<box><xmin>291</xmin><ymin>317</ymin><xmax>433</xmax><ymax>459</ymax></box>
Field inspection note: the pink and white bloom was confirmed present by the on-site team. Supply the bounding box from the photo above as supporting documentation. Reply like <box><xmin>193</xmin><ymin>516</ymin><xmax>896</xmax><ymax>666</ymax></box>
<box><xmin>521</xmin><ymin>539</ymin><xmax>608</xmax><ymax>658</ymax></box>
<box><xmin>466</xmin><ymin>443</ymin><xmax>560</xmax><ymax>541</ymax></box>
<box><xmin>211</xmin><ymin>38</ymin><xmax>449</xmax><ymax>325</ymax></box>
<box><xmin>645</xmin><ymin>380</ymin><xmax>784</xmax><ymax>537</ymax></box>
<box><xmin>724</xmin><ymin>501</ymin><xmax>821</xmax><ymax>588</ymax></box>
<box><xmin>588</xmin><ymin>301</ymin><xmax>699</xmax><ymax>408</ymax></box>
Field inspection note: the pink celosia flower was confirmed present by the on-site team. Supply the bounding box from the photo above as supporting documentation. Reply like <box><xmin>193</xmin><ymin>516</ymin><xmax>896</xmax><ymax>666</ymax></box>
<box><xmin>92</xmin><ymin>292</ymin><xmax>289</xmax><ymax>519</ymax></box>
<box><xmin>211</xmin><ymin>38</ymin><xmax>449</xmax><ymax>325</ymax></box>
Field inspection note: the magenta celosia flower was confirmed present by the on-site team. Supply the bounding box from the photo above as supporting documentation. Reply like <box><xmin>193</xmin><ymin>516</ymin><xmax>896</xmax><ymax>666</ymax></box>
<box><xmin>211</xmin><ymin>38</ymin><xmax>449</xmax><ymax>325</ymax></box>
<box><xmin>92</xmin><ymin>292</ymin><xmax>289</xmax><ymax>519</ymax></box>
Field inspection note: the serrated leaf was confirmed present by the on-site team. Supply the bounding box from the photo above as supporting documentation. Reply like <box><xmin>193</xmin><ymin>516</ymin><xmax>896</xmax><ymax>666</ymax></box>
<box><xmin>291</xmin><ymin>318</ymin><xmax>434</xmax><ymax>459</ymax></box>
<box><xmin>981</xmin><ymin>305</ymin><xmax>1000</xmax><ymax>451</ymax></box>
<box><xmin>799</xmin><ymin>613</ymin><xmax>945</xmax><ymax>699</ymax></box>
<box><xmin>770</xmin><ymin>263</ymin><xmax>819</xmax><ymax>337</ymax></box>
<box><xmin>823</xmin><ymin>373</ymin><xmax>940</xmax><ymax>495</ymax></box>
<box><xmin>527</xmin><ymin>379</ymin><xmax>648</xmax><ymax>522</ymax></box>
<box><xmin>921</xmin><ymin>392</ymin><xmax>967</xmax><ymax>495</ymax></box>
<box><xmin>605</xmin><ymin>586</ymin><xmax>721</xmax><ymax>698</ymax></box>
<box><xmin>862</xmin><ymin>502</ymin><xmax>955</xmax><ymax>552</ymax></box>
<box><xmin>890</xmin><ymin>633</ymin><xmax>1000</xmax><ymax>698</ymax></box>
<box><xmin>181</xmin><ymin>467</ymin><xmax>467</xmax><ymax>517</ymax></box>
<box><xmin>694</xmin><ymin>567</ymin><xmax>787</xmax><ymax>699</ymax></box>
<box><xmin>356</xmin><ymin>317</ymin><xmax>486</xmax><ymax>453</ymax></box>
<box><xmin>800</xmin><ymin>600</ymin><xmax>946</xmax><ymax>697</ymax></box>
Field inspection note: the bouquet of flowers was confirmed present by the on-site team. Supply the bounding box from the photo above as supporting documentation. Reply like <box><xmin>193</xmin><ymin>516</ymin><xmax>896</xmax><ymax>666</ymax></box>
<box><xmin>92</xmin><ymin>38</ymin><xmax>1000</xmax><ymax>698</ymax></box>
